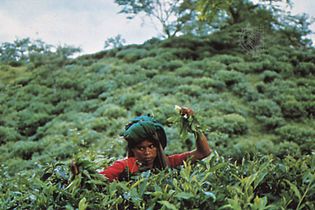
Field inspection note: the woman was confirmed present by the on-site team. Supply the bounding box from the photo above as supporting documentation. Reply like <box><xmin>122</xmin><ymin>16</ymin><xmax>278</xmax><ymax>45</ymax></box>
<box><xmin>99</xmin><ymin>107</ymin><xmax>211</xmax><ymax>181</ymax></box>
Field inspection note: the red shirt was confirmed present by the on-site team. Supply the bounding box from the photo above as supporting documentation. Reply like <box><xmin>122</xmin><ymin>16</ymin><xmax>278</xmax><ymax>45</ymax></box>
<box><xmin>100</xmin><ymin>152</ymin><xmax>192</xmax><ymax>181</ymax></box>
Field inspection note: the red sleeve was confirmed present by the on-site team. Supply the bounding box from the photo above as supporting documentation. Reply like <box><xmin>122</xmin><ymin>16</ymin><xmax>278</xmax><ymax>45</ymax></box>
<box><xmin>99</xmin><ymin>158</ymin><xmax>139</xmax><ymax>182</ymax></box>
<box><xmin>167</xmin><ymin>151</ymin><xmax>192</xmax><ymax>168</ymax></box>
<box><xmin>99</xmin><ymin>160</ymin><xmax>126</xmax><ymax>181</ymax></box>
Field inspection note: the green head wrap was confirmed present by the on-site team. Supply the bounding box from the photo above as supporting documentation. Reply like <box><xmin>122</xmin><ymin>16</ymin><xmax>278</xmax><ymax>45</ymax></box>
<box><xmin>123</xmin><ymin>116</ymin><xmax>167</xmax><ymax>149</ymax></box>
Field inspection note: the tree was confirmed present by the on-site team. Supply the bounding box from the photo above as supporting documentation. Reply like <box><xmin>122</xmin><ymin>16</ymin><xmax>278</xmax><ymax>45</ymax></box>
<box><xmin>0</xmin><ymin>38</ymin><xmax>53</xmax><ymax>66</ymax></box>
<box><xmin>195</xmin><ymin>0</ymin><xmax>313</xmax><ymax>47</ymax></box>
<box><xmin>115</xmin><ymin>0</ymin><xmax>187</xmax><ymax>38</ymax></box>
<box><xmin>104</xmin><ymin>35</ymin><xmax>126</xmax><ymax>49</ymax></box>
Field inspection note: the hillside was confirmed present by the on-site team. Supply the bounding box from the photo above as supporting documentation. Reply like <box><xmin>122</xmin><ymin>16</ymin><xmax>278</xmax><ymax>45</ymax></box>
<box><xmin>1</xmin><ymin>29</ymin><xmax>315</xmax><ymax>209</ymax></box>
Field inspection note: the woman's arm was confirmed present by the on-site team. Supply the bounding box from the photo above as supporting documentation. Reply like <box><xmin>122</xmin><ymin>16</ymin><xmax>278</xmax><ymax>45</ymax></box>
<box><xmin>190</xmin><ymin>131</ymin><xmax>212</xmax><ymax>161</ymax></box>
<box><xmin>180</xmin><ymin>107</ymin><xmax>212</xmax><ymax>161</ymax></box>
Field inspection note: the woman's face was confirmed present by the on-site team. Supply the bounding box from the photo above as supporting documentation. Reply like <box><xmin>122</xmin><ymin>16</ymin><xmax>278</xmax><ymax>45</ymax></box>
<box><xmin>131</xmin><ymin>140</ymin><xmax>157</xmax><ymax>168</ymax></box>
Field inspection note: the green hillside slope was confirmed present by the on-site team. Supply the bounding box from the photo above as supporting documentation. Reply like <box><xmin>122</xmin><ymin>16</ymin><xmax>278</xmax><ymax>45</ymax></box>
<box><xmin>1</xmin><ymin>31</ymin><xmax>314</xmax><ymax>209</ymax></box>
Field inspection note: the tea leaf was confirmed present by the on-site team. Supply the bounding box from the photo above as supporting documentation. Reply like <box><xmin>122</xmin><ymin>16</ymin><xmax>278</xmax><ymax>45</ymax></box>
<box><xmin>78</xmin><ymin>197</ymin><xmax>88</xmax><ymax>210</ymax></box>
<box><xmin>158</xmin><ymin>200</ymin><xmax>178</xmax><ymax>210</ymax></box>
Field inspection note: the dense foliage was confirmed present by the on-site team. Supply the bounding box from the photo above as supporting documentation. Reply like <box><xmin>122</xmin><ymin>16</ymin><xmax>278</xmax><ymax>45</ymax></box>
<box><xmin>1</xmin><ymin>27</ymin><xmax>315</xmax><ymax>209</ymax></box>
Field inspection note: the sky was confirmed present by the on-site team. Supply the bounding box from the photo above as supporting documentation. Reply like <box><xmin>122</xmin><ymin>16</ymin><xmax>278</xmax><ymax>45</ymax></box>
<box><xmin>0</xmin><ymin>0</ymin><xmax>315</xmax><ymax>55</ymax></box>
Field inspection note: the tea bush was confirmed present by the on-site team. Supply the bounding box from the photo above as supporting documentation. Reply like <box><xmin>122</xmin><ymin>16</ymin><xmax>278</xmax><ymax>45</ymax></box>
<box><xmin>175</xmin><ymin>66</ymin><xmax>204</xmax><ymax>77</ymax></box>
<box><xmin>82</xmin><ymin>80</ymin><xmax>113</xmax><ymax>100</ymax></box>
<box><xmin>295</xmin><ymin>62</ymin><xmax>315</xmax><ymax>76</ymax></box>
<box><xmin>160</xmin><ymin>35</ymin><xmax>204</xmax><ymax>50</ymax></box>
<box><xmin>10</xmin><ymin>140</ymin><xmax>45</xmax><ymax>160</ymax></box>
<box><xmin>276</xmin><ymin>124</ymin><xmax>315</xmax><ymax>154</ymax></box>
<box><xmin>251</xmin><ymin>99</ymin><xmax>282</xmax><ymax>118</ymax></box>
<box><xmin>0</xmin><ymin>126</ymin><xmax>22</xmax><ymax>144</ymax></box>
<box><xmin>207</xmin><ymin>113</ymin><xmax>248</xmax><ymax>136</ymax></box>
<box><xmin>210</xmin><ymin>54</ymin><xmax>244</xmax><ymax>65</ymax></box>
<box><xmin>280</xmin><ymin>100</ymin><xmax>307</xmax><ymax>119</ymax></box>
<box><xmin>94</xmin><ymin>104</ymin><xmax>127</xmax><ymax>119</ymax></box>
<box><xmin>176</xmin><ymin>84</ymin><xmax>203</xmax><ymax>97</ymax></box>
<box><xmin>251</xmin><ymin>99</ymin><xmax>285</xmax><ymax>130</ymax></box>
<box><xmin>228</xmin><ymin>62</ymin><xmax>252</xmax><ymax>73</ymax></box>
<box><xmin>136</xmin><ymin>57</ymin><xmax>164</xmax><ymax>70</ymax></box>
<box><xmin>116</xmin><ymin>48</ymin><xmax>149</xmax><ymax>63</ymax></box>
<box><xmin>274</xmin><ymin>141</ymin><xmax>301</xmax><ymax>158</ymax></box>
<box><xmin>16</xmin><ymin>110</ymin><xmax>51</xmax><ymax>136</ymax></box>
<box><xmin>232</xmin><ymin>82</ymin><xmax>260</xmax><ymax>102</ymax></box>
<box><xmin>302</xmin><ymin>101</ymin><xmax>315</xmax><ymax>117</ymax></box>
<box><xmin>186</xmin><ymin>59</ymin><xmax>226</xmax><ymax>75</ymax></box>
<box><xmin>170</xmin><ymin>48</ymin><xmax>199</xmax><ymax>60</ymax></box>
<box><xmin>160</xmin><ymin>60</ymin><xmax>184</xmax><ymax>71</ymax></box>
<box><xmin>214</xmin><ymin>70</ymin><xmax>245</xmax><ymax>87</ymax></box>
<box><xmin>260</xmin><ymin>70</ymin><xmax>281</xmax><ymax>83</ymax></box>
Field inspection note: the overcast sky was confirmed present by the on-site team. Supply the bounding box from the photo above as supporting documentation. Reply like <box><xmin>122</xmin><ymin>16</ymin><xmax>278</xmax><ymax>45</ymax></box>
<box><xmin>0</xmin><ymin>0</ymin><xmax>314</xmax><ymax>54</ymax></box>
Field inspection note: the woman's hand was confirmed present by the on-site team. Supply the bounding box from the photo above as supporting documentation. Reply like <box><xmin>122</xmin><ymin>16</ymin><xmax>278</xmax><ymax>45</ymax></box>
<box><xmin>179</xmin><ymin>106</ymin><xmax>194</xmax><ymax>119</ymax></box>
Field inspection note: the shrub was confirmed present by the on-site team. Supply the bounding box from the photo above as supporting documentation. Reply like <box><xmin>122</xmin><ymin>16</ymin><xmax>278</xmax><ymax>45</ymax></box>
<box><xmin>294</xmin><ymin>62</ymin><xmax>315</xmax><ymax>76</ymax></box>
<box><xmin>88</xmin><ymin>62</ymin><xmax>112</xmax><ymax>74</ymax></box>
<box><xmin>210</xmin><ymin>54</ymin><xmax>244</xmax><ymax>65</ymax></box>
<box><xmin>251</xmin><ymin>99</ymin><xmax>282</xmax><ymax>118</ymax></box>
<box><xmin>280</xmin><ymin>100</ymin><xmax>306</xmax><ymax>119</ymax></box>
<box><xmin>257</xmin><ymin>116</ymin><xmax>285</xmax><ymax>130</ymax></box>
<box><xmin>256</xmin><ymin>82</ymin><xmax>266</xmax><ymax>94</ymax></box>
<box><xmin>175</xmin><ymin>66</ymin><xmax>204</xmax><ymax>77</ymax></box>
<box><xmin>11</xmin><ymin>140</ymin><xmax>44</xmax><ymax>160</ymax></box>
<box><xmin>171</xmin><ymin>48</ymin><xmax>199</xmax><ymax>60</ymax></box>
<box><xmin>187</xmin><ymin>59</ymin><xmax>226</xmax><ymax>75</ymax></box>
<box><xmin>46</xmin><ymin>139</ymin><xmax>79</xmax><ymax>160</ymax></box>
<box><xmin>247</xmin><ymin>62</ymin><xmax>265</xmax><ymax>73</ymax></box>
<box><xmin>116</xmin><ymin>48</ymin><xmax>149</xmax><ymax>63</ymax></box>
<box><xmin>23</xmin><ymin>84</ymin><xmax>51</xmax><ymax>97</ymax></box>
<box><xmin>36</xmin><ymin>119</ymin><xmax>74</xmax><ymax>138</ymax></box>
<box><xmin>251</xmin><ymin>99</ymin><xmax>284</xmax><ymax>130</ymax></box>
<box><xmin>49</xmin><ymin>89</ymin><xmax>80</xmax><ymax>105</ymax></box>
<box><xmin>115</xmin><ymin>72</ymin><xmax>147</xmax><ymax>87</ymax></box>
<box><xmin>17</xmin><ymin>110</ymin><xmax>51</xmax><ymax>136</ymax></box>
<box><xmin>271</xmin><ymin>61</ymin><xmax>293</xmax><ymax>75</ymax></box>
<box><xmin>94</xmin><ymin>104</ymin><xmax>127</xmax><ymax>119</ymax></box>
<box><xmin>0</xmin><ymin>126</ymin><xmax>22</xmax><ymax>144</ymax></box>
<box><xmin>207</xmin><ymin>131</ymin><xmax>230</xmax><ymax>149</ymax></box>
<box><xmin>160</xmin><ymin>60</ymin><xmax>184</xmax><ymax>71</ymax></box>
<box><xmin>214</xmin><ymin>70</ymin><xmax>245</xmax><ymax>87</ymax></box>
<box><xmin>82</xmin><ymin>80</ymin><xmax>114</xmax><ymax>100</ymax></box>
<box><xmin>160</xmin><ymin>35</ymin><xmax>204</xmax><ymax>50</ymax></box>
<box><xmin>229</xmin><ymin>138</ymin><xmax>257</xmax><ymax>160</ymax></box>
<box><xmin>52</xmin><ymin>100</ymin><xmax>75</xmax><ymax>115</ymax></box>
<box><xmin>211</xmin><ymin>100</ymin><xmax>248</xmax><ymax>117</ymax></box>
<box><xmin>118</xmin><ymin>92</ymin><xmax>142</xmax><ymax>110</ymax></box>
<box><xmin>156</xmin><ymin>49</ymin><xmax>179</xmax><ymax>61</ymax></box>
<box><xmin>136</xmin><ymin>57</ymin><xmax>164</xmax><ymax>69</ymax></box>
<box><xmin>292</xmin><ymin>87</ymin><xmax>315</xmax><ymax>102</ymax></box>
<box><xmin>207</xmin><ymin>114</ymin><xmax>248</xmax><ymax>136</ymax></box>
<box><xmin>90</xmin><ymin>117</ymin><xmax>109</xmax><ymax>132</ymax></box>
<box><xmin>228</xmin><ymin>62</ymin><xmax>252</xmax><ymax>73</ymax></box>
<box><xmin>192</xmin><ymin>77</ymin><xmax>217</xmax><ymax>89</ymax></box>
<box><xmin>260</xmin><ymin>70</ymin><xmax>281</xmax><ymax>83</ymax></box>
<box><xmin>255</xmin><ymin>139</ymin><xmax>275</xmax><ymax>154</ymax></box>
<box><xmin>175</xmin><ymin>84</ymin><xmax>203</xmax><ymax>97</ymax></box>
<box><xmin>151</xmin><ymin>74</ymin><xmax>184</xmax><ymax>89</ymax></box>
<box><xmin>232</xmin><ymin>82</ymin><xmax>260</xmax><ymax>101</ymax></box>
<box><xmin>274</xmin><ymin>141</ymin><xmax>301</xmax><ymax>158</ymax></box>
<box><xmin>302</xmin><ymin>101</ymin><xmax>315</xmax><ymax>117</ymax></box>
<box><xmin>54</xmin><ymin>74</ymin><xmax>83</xmax><ymax>90</ymax></box>
<box><xmin>268</xmin><ymin>46</ymin><xmax>291</xmax><ymax>62</ymax></box>
<box><xmin>276</xmin><ymin>125</ymin><xmax>315</xmax><ymax>154</ymax></box>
